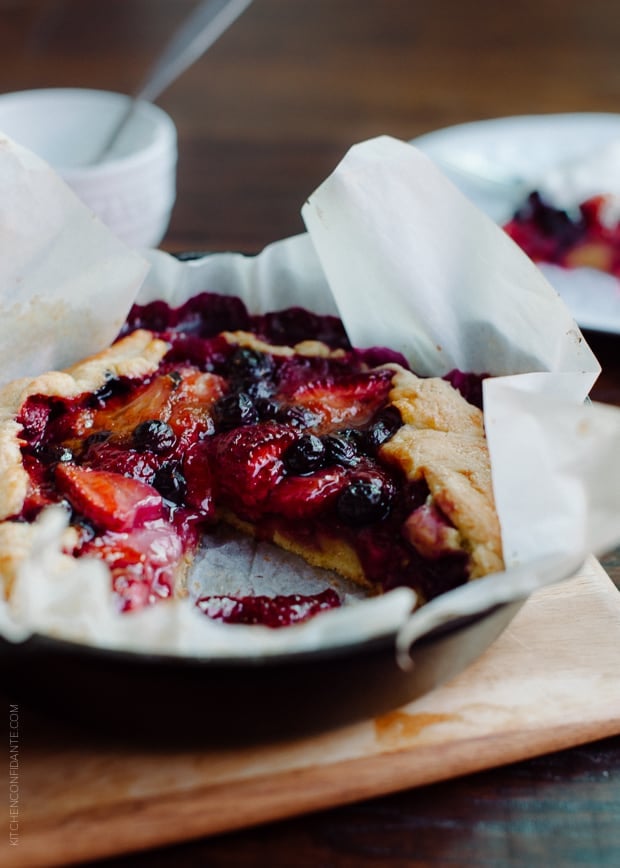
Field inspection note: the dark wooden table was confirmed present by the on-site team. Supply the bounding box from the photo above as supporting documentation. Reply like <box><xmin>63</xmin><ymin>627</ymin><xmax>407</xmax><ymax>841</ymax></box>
<box><xmin>2</xmin><ymin>2</ymin><xmax>620</xmax><ymax>865</ymax></box>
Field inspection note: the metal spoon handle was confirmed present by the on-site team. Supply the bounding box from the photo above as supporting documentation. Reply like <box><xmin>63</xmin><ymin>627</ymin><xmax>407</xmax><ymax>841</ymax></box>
<box><xmin>137</xmin><ymin>0</ymin><xmax>254</xmax><ymax>103</ymax></box>
<box><xmin>95</xmin><ymin>0</ymin><xmax>253</xmax><ymax>163</ymax></box>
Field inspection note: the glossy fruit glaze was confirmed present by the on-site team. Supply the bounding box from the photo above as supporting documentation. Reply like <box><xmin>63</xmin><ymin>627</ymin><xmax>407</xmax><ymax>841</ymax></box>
<box><xmin>196</xmin><ymin>589</ymin><xmax>341</xmax><ymax>627</ymax></box>
<box><xmin>504</xmin><ymin>192</ymin><xmax>620</xmax><ymax>276</ymax></box>
<box><xmin>15</xmin><ymin>293</ymin><xmax>480</xmax><ymax>625</ymax></box>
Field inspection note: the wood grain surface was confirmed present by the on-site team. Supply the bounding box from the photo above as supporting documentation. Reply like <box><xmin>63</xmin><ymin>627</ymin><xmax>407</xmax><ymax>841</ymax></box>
<box><xmin>4</xmin><ymin>558</ymin><xmax>619</xmax><ymax>867</ymax></box>
<box><xmin>1</xmin><ymin>1</ymin><xmax>620</xmax><ymax>865</ymax></box>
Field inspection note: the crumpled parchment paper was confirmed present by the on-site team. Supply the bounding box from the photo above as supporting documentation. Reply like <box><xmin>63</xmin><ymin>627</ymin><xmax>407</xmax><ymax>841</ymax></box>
<box><xmin>0</xmin><ymin>136</ymin><xmax>148</xmax><ymax>385</ymax></box>
<box><xmin>0</xmin><ymin>133</ymin><xmax>619</xmax><ymax>659</ymax></box>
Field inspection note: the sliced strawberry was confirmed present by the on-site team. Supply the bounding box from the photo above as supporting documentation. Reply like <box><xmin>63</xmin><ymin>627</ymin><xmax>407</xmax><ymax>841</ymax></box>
<box><xmin>90</xmin><ymin>374</ymin><xmax>175</xmax><ymax>442</ymax></box>
<box><xmin>82</xmin><ymin>521</ymin><xmax>183</xmax><ymax>612</ymax></box>
<box><xmin>17</xmin><ymin>396</ymin><xmax>52</xmax><ymax>446</ymax></box>
<box><xmin>87</xmin><ymin>368</ymin><xmax>225</xmax><ymax>452</ymax></box>
<box><xmin>182</xmin><ymin>441</ymin><xmax>215</xmax><ymax>517</ymax></box>
<box><xmin>210</xmin><ymin>422</ymin><xmax>296</xmax><ymax>516</ymax></box>
<box><xmin>282</xmin><ymin>370</ymin><xmax>393</xmax><ymax>433</ymax></box>
<box><xmin>402</xmin><ymin>500</ymin><xmax>461</xmax><ymax>559</ymax></box>
<box><xmin>56</xmin><ymin>464</ymin><xmax>163</xmax><ymax>532</ymax></box>
<box><xmin>169</xmin><ymin>368</ymin><xmax>226</xmax><ymax>412</ymax></box>
<box><xmin>266</xmin><ymin>466</ymin><xmax>349</xmax><ymax>520</ymax></box>
<box><xmin>167</xmin><ymin>370</ymin><xmax>226</xmax><ymax>449</ymax></box>
<box><xmin>82</xmin><ymin>440</ymin><xmax>162</xmax><ymax>485</ymax></box>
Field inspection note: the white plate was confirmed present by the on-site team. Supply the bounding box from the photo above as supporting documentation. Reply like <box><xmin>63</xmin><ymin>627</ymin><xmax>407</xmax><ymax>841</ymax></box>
<box><xmin>411</xmin><ymin>114</ymin><xmax>620</xmax><ymax>334</ymax></box>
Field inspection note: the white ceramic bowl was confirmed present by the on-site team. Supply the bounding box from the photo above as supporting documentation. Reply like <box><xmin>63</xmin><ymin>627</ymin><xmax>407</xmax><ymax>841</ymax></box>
<box><xmin>0</xmin><ymin>88</ymin><xmax>177</xmax><ymax>248</ymax></box>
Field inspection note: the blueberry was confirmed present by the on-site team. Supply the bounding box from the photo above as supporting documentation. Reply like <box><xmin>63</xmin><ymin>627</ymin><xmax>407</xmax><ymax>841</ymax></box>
<box><xmin>283</xmin><ymin>434</ymin><xmax>326</xmax><ymax>475</ymax></box>
<box><xmin>336</xmin><ymin>472</ymin><xmax>396</xmax><ymax>525</ymax></box>
<box><xmin>276</xmin><ymin>405</ymin><xmax>321</xmax><ymax>430</ymax></box>
<box><xmin>35</xmin><ymin>443</ymin><xmax>74</xmax><ymax>465</ymax></box>
<box><xmin>226</xmin><ymin>349</ymin><xmax>276</xmax><ymax>405</ymax></box>
<box><xmin>244</xmin><ymin>378</ymin><xmax>276</xmax><ymax>402</ymax></box>
<box><xmin>212</xmin><ymin>391</ymin><xmax>259</xmax><ymax>431</ymax></box>
<box><xmin>55</xmin><ymin>446</ymin><xmax>74</xmax><ymax>464</ymax></box>
<box><xmin>228</xmin><ymin>347</ymin><xmax>275</xmax><ymax>383</ymax></box>
<box><xmin>323</xmin><ymin>431</ymin><xmax>362</xmax><ymax>467</ymax></box>
<box><xmin>132</xmin><ymin>419</ymin><xmax>177</xmax><ymax>453</ymax></box>
<box><xmin>365</xmin><ymin>407</ymin><xmax>403</xmax><ymax>451</ymax></box>
<box><xmin>90</xmin><ymin>374</ymin><xmax>129</xmax><ymax>406</ymax></box>
<box><xmin>255</xmin><ymin>397</ymin><xmax>280</xmax><ymax>420</ymax></box>
<box><xmin>153</xmin><ymin>464</ymin><xmax>187</xmax><ymax>504</ymax></box>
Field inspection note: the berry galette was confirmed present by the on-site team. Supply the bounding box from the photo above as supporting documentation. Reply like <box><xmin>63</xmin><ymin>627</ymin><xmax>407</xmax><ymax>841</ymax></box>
<box><xmin>504</xmin><ymin>191</ymin><xmax>620</xmax><ymax>276</ymax></box>
<box><xmin>0</xmin><ymin>293</ymin><xmax>504</xmax><ymax>628</ymax></box>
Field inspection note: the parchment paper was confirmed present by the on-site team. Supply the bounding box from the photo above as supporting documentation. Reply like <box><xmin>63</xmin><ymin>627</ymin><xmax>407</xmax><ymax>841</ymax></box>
<box><xmin>0</xmin><ymin>136</ymin><xmax>148</xmax><ymax>385</ymax></box>
<box><xmin>0</xmin><ymin>133</ymin><xmax>619</xmax><ymax>659</ymax></box>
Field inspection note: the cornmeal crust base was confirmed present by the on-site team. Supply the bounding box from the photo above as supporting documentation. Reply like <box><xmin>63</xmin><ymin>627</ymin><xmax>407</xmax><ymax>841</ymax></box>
<box><xmin>0</xmin><ymin>327</ymin><xmax>504</xmax><ymax>605</ymax></box>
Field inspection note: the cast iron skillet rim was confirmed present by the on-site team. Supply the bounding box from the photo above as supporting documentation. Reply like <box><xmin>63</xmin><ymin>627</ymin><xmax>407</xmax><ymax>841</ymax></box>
<box><xmin>0</xmin><ymin>601</ymin><xmax>509</xmax><ymax>669</ymax></box>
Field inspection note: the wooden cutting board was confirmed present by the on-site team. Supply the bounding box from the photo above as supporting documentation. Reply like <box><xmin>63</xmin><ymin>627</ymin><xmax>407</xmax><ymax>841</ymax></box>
<box><xmin>5</xmin><ymin>556</ymin><xmax>620</xmax><ymax>867</ymax></box>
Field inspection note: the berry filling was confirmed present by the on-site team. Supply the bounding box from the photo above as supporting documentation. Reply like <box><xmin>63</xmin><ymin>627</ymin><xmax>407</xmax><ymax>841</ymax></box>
<box><xmin>13</xmin><ymin>293</ymin><xmax>485</xmax><ymax>625</ymax></box>
<box><xmin>196</xmin><ymin>589</ymin><xmax>341</xmax><ymax>627</ymax></box>
<box><xmin>504</xmin><ymin>191</ymin><xmax>620</xmax><ymax>276</ymax></box>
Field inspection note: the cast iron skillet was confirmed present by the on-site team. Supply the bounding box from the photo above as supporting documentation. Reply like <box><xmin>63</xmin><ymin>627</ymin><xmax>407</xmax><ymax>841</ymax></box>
<box><xmin>0</xmin><ymin>598</ymin><xmax>523</xmax><ymax>746</ymax></box>
<box><xmin>0</xmin><ymin>251</ymin><xmax>524</xmax><ymax>746</ymax></box>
